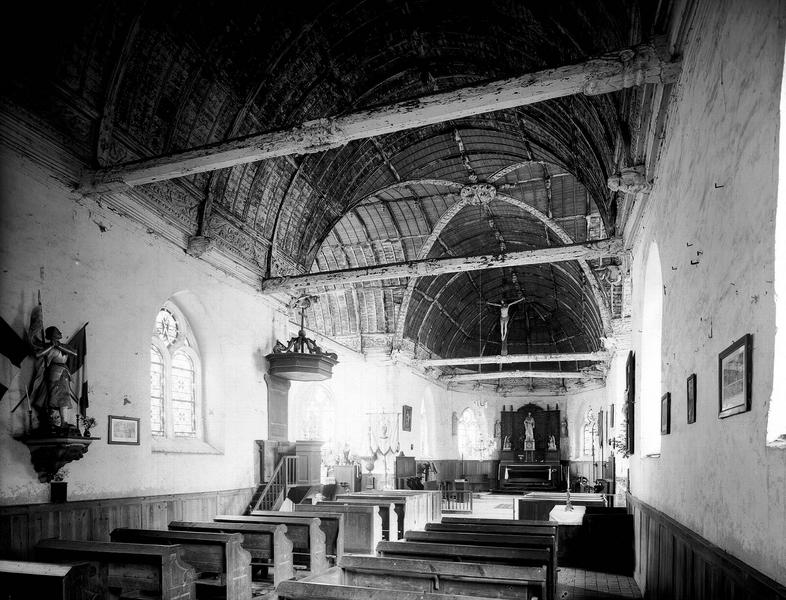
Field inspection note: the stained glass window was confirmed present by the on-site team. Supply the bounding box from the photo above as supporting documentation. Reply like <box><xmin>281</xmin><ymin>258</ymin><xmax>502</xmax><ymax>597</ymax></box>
<box><xmin>150</xmin><ymin>303</ymin><xmax>201</xmax><ymax>440</ymax></box>
<box><xmin>171</xmin><ymin>351</ymin><xmax>196</xmax><ymax>436</ymax></box>
<box><xmin>150</xmin><ymin>345</ymin><xmax>165</xmax><ymax>436</ymax></box>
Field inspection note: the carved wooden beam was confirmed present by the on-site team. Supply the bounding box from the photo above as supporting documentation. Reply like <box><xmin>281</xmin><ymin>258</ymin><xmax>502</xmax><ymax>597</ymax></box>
<box><xmin>414</xmin><ymin>351</ymin><xmax>608</xmax><ymax>367</ymax></box>
<box><xmin>80</xmin><ymin>39</ymin><xmax>680</xmax><ymax>193</ymax></box>
<box><xmin>261</xmin><ymin>238</ymin><xmax>622</xmax><ymax>294</ymax></box>
<box><xmin>441</xmin><ymin>369</ymin><xmax>605</xmax><ymax>382</ymax></box>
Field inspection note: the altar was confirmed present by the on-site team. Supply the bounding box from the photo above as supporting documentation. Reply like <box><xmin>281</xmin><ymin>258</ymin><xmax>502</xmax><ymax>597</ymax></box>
<box><xmin>495</xmin><ymin>403</ymin><xmax>563</xmax><ymax>492</ymax></box>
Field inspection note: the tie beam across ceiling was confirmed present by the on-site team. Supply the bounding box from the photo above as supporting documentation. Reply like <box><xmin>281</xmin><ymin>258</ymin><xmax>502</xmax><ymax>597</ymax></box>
<box><xmin>79</xmin><ymin>39</ymin><xmax>680</xmax><ymax>193</ymax></box>
<box><xmin>260</xmin><ymin>238</ymin><xmax>623</xmax><ymax>294</ymax></box>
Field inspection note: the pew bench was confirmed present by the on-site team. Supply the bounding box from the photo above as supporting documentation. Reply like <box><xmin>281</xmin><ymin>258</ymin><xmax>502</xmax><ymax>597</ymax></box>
<box><xmin>352</xmin><ymin>490</ymin><xmax>442</xmax><ymax>523</ymax></box>
<box><xmin>293</xmin><ymin>503</ymin><xmax>381</xmax><ymax>555</ymax></box>
<box><xmin>213</xmin><ymin>515</ymin><xmax>328</xmax><ymax>575</ymax></box>
<box><xmin>110</xmin><ymin>528</ymin><xmax>252</xmax><ymax>600</ymax></box>
<box><xmin>248</xmin><ymin>510</ymin><xmax>344</xmax><ymax>560</ymax></box>
<box><xmin>274</xmin><ymin>579</ymin><xmax>504</xmax><ymax>600</ymax></box>
<box><xmin>315</xmin><ymin>500</ymin><xmax>398</xmax><ymax>541</ymax></box>
<box><xmin>336</xmin><ymin>493</ymin><xmax>426</xmax><ymax>534</ymax></box>
<box><xmin>0</xmin><ymin>559</ymin><xmax>91</xmax><ymax>600</ymax></box>
<box><xmin>34</xmin><ymin>539</ymin><xmax>196</xmax><ymax>600</ymax></box>
<box><xmin>305</xmin><ymin>555</ymin><xmax>547</xmax><ymax>599</ymax></box>
<box><xmin>168</xmin><ymin>520</ymin><xmax>294</xmax><ymax>585</ymax></box>
<box><xmin>402</xmin><ymin>530</ymin><xmax>556</xmax><ymax>600</ymax></box>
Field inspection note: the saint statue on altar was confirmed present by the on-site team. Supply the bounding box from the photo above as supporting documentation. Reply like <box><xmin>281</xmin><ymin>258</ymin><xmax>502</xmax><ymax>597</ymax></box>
<box><xmin>523</xmin><ymin>412</ymin><xmax>535</xmax><ymax>441</ymax></box>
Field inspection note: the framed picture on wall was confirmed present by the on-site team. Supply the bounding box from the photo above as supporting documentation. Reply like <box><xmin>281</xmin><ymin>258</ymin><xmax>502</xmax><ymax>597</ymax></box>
<box><xmin>610</xmin><ymin>403</ymin><xmax>615</xmax><ymax>428</ymax></box>
<box><xmin>687</xmin><ymin>373</ymin><xmax>697</xmax><ymax>424</ymax></box>
<box><xmin>108</xmin><ymin>415</ymin><xmax>140</xmax><ymax>445</ymax></box>
<box><xmin>719</xmin><ymin>334</ymin><xmax>752</xmax><ymax>419</ymax></box>
<box><xmin>402</xmin><ymin>405</ymin><xmax>412</xmax><ymax>431</ymax></box>
<box><xmin>660</xmin><ymin>393</ymin><xmax>671</xmax><ymax>435</ymax></box>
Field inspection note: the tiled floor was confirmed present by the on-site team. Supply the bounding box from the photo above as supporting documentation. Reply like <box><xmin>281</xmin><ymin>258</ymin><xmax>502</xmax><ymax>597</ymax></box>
<box><xmin>469</xmin><ymin>492</ymin><xmax>643</xmax><ymax>599</ymax></box>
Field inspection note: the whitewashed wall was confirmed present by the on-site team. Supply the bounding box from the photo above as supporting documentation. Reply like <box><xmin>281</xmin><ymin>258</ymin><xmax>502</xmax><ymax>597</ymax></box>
<box><xmin>0</xmin><ymin>148</ymin><xmax>283</xmax><ymax>505</ymax></box>
<box><xmin>628</xmin><ymin>0</ymin><xmax>786</xmax><ymax>584</ymax></box>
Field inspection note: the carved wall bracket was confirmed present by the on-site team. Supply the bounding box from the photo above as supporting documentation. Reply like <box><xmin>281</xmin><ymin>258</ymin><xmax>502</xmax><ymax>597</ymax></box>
<box><xmin>16</xmin><ymin>436</ymin><xmax>98</xmax><ymax>483</ymax></box>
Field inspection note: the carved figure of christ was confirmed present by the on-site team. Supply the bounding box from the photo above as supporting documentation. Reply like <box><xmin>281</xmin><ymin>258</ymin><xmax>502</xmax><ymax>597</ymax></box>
<box><xmin>486</xmin><ymin>297</ymin><xmax>525</xmax><ymax>341</ymax></box>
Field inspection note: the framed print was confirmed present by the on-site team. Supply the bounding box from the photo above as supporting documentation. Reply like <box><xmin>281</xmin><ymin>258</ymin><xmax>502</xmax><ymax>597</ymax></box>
<box><xmin>687</xmin><ymin>373</ymin><xmax>697</xmax><ymax>424</ymax></box>
<box><xmin>660</xmin><ymin>393</ymin><xmax>671</xmax><ymax>435</ymax></box>
<box><xmin>402</xmin><ymin>405</ymin><xmax>412</xmax><ymax>431</ymax></box>
<box><xmin>108</xmin><ymin>415</ymin><xmax>140</xmax><ymax>445</ymax></box>
<box><xmin>718</xmin><ymin>334</ymin><xmax>752</xmax><ymax>419</ymax></box>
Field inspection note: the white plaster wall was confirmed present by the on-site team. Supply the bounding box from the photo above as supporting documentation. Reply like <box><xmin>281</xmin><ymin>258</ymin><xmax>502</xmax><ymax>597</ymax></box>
<box><xmin>0</xmin><ymin>148</ymin><xmax>280</xmax><ymax>504</ymax></box>
<box><xmin>628</xmin><ymin>0</ymin><xmax>786</xmax><ymax>584</ymax></box>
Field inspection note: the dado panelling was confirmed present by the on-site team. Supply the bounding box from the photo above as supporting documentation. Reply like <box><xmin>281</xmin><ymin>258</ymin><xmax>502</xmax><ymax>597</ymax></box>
<box><xmin>627</xmin><ymin>494</ymin><xmax>786</xmax><ymax>600</ymax></box>
<box><xmin>0</xmin><ymin>487</ymin><xmax>253</xmax><ymax>560</ymax></box>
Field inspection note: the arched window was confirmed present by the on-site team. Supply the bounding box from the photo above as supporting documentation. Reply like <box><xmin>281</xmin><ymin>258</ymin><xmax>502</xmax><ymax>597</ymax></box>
<box><xmin>150</xmin><ymin>304</ymin><xmax>202</xmax><ymax>439</ymax></box>
<box><xmin>641</xmin><ymin>242</ymin><xmax>663</xmax><ymax>455</ymax></box>
<box><xmin>582</xmin><ymin>410</ymin><xmax>597</xmax><ymax>456</ymax></box>
<box><xmin>457</xmin><ymin>408</ymin><xmax>482</xmax><ymax>460</ymax></box>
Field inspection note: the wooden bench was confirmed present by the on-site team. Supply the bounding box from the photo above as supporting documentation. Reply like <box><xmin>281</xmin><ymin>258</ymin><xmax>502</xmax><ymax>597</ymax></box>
<box><xmin>403</xmin><ymin>530</ymin><xmax>556</xmax><ymax>600</ymax></box>
<box><xmin>168</xmin><ymin>520</ymin><xmax>294</xmax><ymax>585</ymax></box>
<box><xmin>35</xmin><ymin>539</ymin><xmax>196</xmax><ymax>600</ymax></box>
<box><xmin>427</xmin><ymin>521</ymin><xmax>558</xmax><ymax>538</ymax></box>
<box><xmin>294</xmin><ymin>503</ymin><xmax>382</xmax><ymax>554</ymax></box>
<box><xmin>354</xmin><ymin>490</ymin><xmax>442</xmax><ymax>523</ymax></box>
<box><xmin>337</xmin><ymin>492</ymin><xmax>430</xmax><ymax>533</ymax></box>
<box><xmin>248</xmin><ymin>510</ymin><xmax>344</xmax><ymax>560</ymax></box>
<box><xmin>315</xmin><ymin>500</ymin><xmax>398</xmax><ymax>540</ymax></box>
<box><xmin>213</xmin><ymin>514</ymin><xmax>328</xmax><ymax>575</ymax></box>
<box><xmin>377</xmin><ymin>541</ymin><xmax>553</xmax><ymax>600</ymax></box>
<box><xmin>303</xmin><ymin>555</ymin><xmax>547</xmax><ymax>599</ymax></box>
<box><xmin>0</xmin><ymin>559</ymin><xmax>91</xmax><ymax>600</ymax></box>
<box><xmin>274</xmin><ymin>579</ymin><xmax>503</xmax><ymax>600</ymax></box>
<box><xmin>110</xmin><ymin>528</ymin><xmax>251</xmax><ymax>600</ymax></box>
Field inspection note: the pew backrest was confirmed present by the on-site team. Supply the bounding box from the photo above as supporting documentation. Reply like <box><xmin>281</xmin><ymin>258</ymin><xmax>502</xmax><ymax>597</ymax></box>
<box><xmin>110</xmin><ymin>527</ymin><xmax>251</xmax><ymax>599</ymax></box>
<box><xmin>316</xmin><ymin>500</ymin><xmax>398</xmax><ymax>540</ymax></box>
<box><xmin>294</xmin><ymin>503</ymin><xmax>382</xmax><ymax>554</ymax></box>
<box><xmin>333</xmin><ymin>555</ymin><xmax>547</xmax><ymax>599</ymax></box>
<box><xmin>214</xmin><ymin>515</ymin><xmax>328</xmax><ymax>574</ymax></box>
<box><xmin>275</xmin><ymin>579</ymin><xmax>504</xmax><ymax>600</ymax></box>
<box><xmin>0</xmin><ymin>559</ymin><xmax>90</xmax><ymax>600</ymax></box>
<box><xmin>247</xmin><ymin>510</ymin><xmax>345</xmax><ymax>558</ymax></box>
<box><xmin>34</xmin><ymin>539</ymin><xmax>195</xmax><ymax>600</ymax></box>
<box><xmin>168</xmin><ymin>520</ymin><xmax>294</xmax><ymax>585</ymax></box>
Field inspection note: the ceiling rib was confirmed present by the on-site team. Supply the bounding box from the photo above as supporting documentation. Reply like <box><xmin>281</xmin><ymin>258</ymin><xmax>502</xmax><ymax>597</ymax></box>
<box><xmin>413</xmin><ymin>352</ymin><xmax>609</xmax><ymax>367</ymax></box>
<box><xmin>79</xmin><ymin>39</ymin><xmax>680</xmax><ymax>193</ymax></box>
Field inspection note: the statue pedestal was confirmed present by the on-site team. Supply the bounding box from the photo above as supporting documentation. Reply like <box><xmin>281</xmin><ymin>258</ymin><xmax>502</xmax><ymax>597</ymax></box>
<box><xmin>524</xmin><ymin>440</ymin><xmax>535</xmax><ymax>451</ymax></box>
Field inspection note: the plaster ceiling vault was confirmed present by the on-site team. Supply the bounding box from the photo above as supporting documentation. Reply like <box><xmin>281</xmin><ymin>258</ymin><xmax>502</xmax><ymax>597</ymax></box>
<box><xmin>3</xmin><ymin>0</ymin><xmax>680</xmax><ymax>392</ymax></box>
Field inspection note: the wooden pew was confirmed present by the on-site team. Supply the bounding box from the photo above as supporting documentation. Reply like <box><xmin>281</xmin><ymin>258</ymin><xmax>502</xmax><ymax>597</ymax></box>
<box><xmin>274</xmin><ymin>579</ymin><xmax>502</xmax><ymax>600</ymax></box>
<box><xmin>303</xmin><ymin>555</ymin><xmax>547</xmax><ymax>599</ymax></box>
<box><xmin>35</xmin><ymin>539</ymin><xmax>196</xmax><ymax>600</ymax></box>
<box><xmin>353</xmin><ymin>490</ymin><xmax>442</xmax><ymax>523</ymax></box>
<box><xmin>168</xmin><ymin>520</ymin><xmax>294</xmax><ymax>585</ymax></box>
<box><xmin>0</xmin><ymin>559</ymin><xmax>91</xmax><ymax>600</ymax></box>
<box><xmin>213</xmin><ymin>514</ymin><xmax>328</xmax><ymax>575</ymax></box>
<box><xmin>427</xmin><ymin>521</ymin><xmax>558</xmax><ymax>538</ymax></box>
<box><xmin>294</xmin><ymin>503</ymin><xmax>381</xmax><ymax>554</ymax></box>
<box><xmin>110</xmin><ymin>528</ymin><xmax>252</xmax><ymax>600</ymax></box>
<box><xmin>315</xmin><ymin>500</ymin><xmax>398</xmax><ymax>541</ymax></box>
<box><xmin>335</xmin><ymin>493</ymin><xmax>423</xmax><ymax>535</ymax></box>
<box><xmin>403</xmin><ymin>529</ymin><xmax>556</xmax><ymax>600</ymax></box>
<box><xmin>248</xmin><ymin>510</ymin><xmax>344</xmax><ymax>560</ymax></box>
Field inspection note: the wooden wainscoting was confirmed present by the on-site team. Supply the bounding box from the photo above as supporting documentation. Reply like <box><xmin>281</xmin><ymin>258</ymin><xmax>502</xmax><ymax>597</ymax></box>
<box><xmin>429</xmin><ymin>459</ymin><xmax>497</xmax><ymax>489</ymax></box>
<box><xmin>627</xmin><ymin>493</ymin><xmax>786</xmax><ymax>600</ymax></box>
<box><xmin>0</xmin><ymin>487</ymin><xmax>254</xmax><ymax>560</ymax></box>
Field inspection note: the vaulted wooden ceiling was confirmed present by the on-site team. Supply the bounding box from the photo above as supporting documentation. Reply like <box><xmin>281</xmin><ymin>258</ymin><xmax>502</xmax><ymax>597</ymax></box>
<box><xmin>3</xmin><ymin>0</ymin><xmax>677</xmax><ymax>390</ymax></box>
